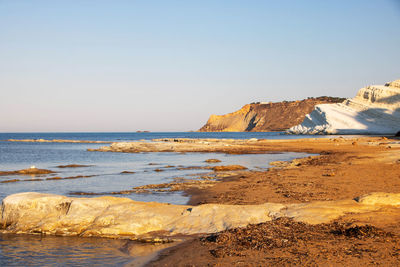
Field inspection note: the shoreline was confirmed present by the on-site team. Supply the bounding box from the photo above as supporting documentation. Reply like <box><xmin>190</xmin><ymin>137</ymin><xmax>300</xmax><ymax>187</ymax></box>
<box><xmin>2</xmin><ymin>135</ymin><xmax>400</xmax><ymax>265</ymax></box>
<box><xmin>81</xmin><ymin>135</ymin><xmax>400</xmax><ymax>205</ymax></box>
<box><xmin>146</xmin><ymin>135</ymin><xmax>400</xmax><ymax>265</ymax></box>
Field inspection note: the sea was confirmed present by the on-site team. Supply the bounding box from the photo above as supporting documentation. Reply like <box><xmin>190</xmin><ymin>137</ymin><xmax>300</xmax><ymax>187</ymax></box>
<box><xmin>0</xmin><ymin>132</ymin><xmax>322</xmax><ymax>266</ymax></box>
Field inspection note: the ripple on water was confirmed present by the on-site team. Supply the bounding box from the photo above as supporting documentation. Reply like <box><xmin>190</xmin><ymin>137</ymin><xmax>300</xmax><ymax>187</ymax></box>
<box><xmin>0</xmin><ymin>233</ymin><xmax>177</xmax><ymax>266</ymax></box>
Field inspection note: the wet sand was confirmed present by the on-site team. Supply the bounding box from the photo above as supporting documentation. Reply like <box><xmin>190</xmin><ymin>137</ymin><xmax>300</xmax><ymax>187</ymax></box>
<box><xmin>147</xmin><ymin>136</ymin><xmax>400</xmax><ymax>266</ymax></box>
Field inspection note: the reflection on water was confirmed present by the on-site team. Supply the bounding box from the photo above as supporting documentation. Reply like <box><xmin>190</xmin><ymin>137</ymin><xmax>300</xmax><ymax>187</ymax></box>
<box><xmin>0</xmin><ymin>234</ymin><xmax>133</xmax><ymax>266</ymax></box>
<box><xmin>0</xmin><ymin>233</ymin><xmax>177</xmax><ymax>266</ymax></box>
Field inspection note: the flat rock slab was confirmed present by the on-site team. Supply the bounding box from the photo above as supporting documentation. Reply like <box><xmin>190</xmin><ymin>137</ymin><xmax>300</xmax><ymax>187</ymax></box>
<box><xmin>0</xmin><ymin>168</ymin><xmax>55</xmax><ymax>176</ymax></box>
<box><xmin>1</xmin><ymin>192</ymin><xmax>399</xmax><ymax>240</ymax></box>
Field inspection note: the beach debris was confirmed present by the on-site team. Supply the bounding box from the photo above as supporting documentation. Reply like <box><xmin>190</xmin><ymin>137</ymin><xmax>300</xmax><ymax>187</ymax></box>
<box><xmin>203</xmin><ymin>217</ymin><xmax>394</xmax><ymax>259</ymax></box>
<box><xmin>331</xmin><ymin>224</ymin><xmax>390</xmax><ymax>239</ymax></box>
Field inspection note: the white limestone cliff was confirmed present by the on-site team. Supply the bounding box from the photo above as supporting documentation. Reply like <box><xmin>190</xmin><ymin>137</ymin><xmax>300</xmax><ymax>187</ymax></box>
<box><xmin>288</xmin><ymin>80</ymin><xmax>400</xmax><ymax>134</ymax></box>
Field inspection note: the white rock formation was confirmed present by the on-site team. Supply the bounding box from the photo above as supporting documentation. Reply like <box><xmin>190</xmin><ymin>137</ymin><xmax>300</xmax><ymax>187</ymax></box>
<box><xmin>288</xmin><ymin>80</ymin><xmax>400</xmax><ymax>134</ymax></box>
<box><xmin>2</xmin><ymin>192</ymin><xmax>400</xmax><ymax>240</ymax></box>
<box><xmin>0</xmin><ymin>193</ymin><xmax>281</xmax><ymax>239</ymax></box>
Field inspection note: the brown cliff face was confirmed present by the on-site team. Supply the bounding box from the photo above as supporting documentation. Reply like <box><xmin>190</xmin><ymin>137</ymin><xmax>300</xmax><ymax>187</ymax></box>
<box><xmin>198</xmin><ymin>97</ymin><xmax>346</xmax><ymax>132</ymax></box>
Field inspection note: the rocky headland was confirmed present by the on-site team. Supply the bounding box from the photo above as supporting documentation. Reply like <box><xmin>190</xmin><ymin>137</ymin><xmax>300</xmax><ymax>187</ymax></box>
<box><xmin>198</xmin><ymin>97</ymin><xmax>345</xmax><ymax>132</ymax></box>
<box><xmin>288</xmin><ymin>79</ymin><xmax>400</xmax><ymax>134</ymax></box>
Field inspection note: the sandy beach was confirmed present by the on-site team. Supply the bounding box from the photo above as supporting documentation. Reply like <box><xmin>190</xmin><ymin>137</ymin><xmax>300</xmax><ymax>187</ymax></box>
<box><xmin>2</xmin><ymin>135</ymin><xmax>400</xmax><ymax>266</ymax></box>
<box><xmin>2</xmin><ymin>1</ymin><xmax>398</xmax><ymax>265</ymax></box>
<box><xmin>144</xmin><ymin>136</ymin><xmax>400</xmax><ymax>266</ymax></box>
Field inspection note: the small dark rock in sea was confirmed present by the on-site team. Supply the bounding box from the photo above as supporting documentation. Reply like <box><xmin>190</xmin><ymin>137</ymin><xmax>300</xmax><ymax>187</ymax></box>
<box><xmin>1</xmin><ymin>179</ymin><xmax>20</xmax><ymax>183</ymax></box>
<box><xmin>164</xmin><ymin>165</ymin><xmax>175</xmax><ymax>168</ymax></box>
<box><xmin>205</xmin><ymin>159</ymin><xmax>222</xmax><ymax>163</ymax></box>
<box><xmin>56</xmin><ymin>164</ymin><xmax>92</xmax><ymax>168</ymax></box>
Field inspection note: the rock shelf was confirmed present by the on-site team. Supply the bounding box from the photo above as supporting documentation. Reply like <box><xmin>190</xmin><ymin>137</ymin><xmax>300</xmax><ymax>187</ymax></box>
<box><xmin>1</xmin><ymin>192</ymin><xmax>400</xmax><ymax>241</ymax></box>
<box><xmin>0</xmin><ymin>168</ymin><xmax>55</xmax><ymax>176</ymax></box>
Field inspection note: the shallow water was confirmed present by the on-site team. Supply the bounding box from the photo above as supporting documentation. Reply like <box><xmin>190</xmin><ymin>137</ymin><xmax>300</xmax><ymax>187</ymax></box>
<box><xmin>0</xmin><ymin>234</ymin><xmax>137</xmax><ymax>266</ymax></box>
<box><xmin>0</xmin><ymin>132</ymin><xmax>317</xmax><ymax>266</ymax></box>
<box><xmin>0</xmin><ymin>132</ymin><xmax>315</xmax><ymax>204</ymax></box>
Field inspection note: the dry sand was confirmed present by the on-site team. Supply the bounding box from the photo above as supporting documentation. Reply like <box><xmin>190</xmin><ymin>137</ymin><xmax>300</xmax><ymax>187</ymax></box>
<box><xmin>147</xmin><ymin>136</ymin><xmax>400</xmax><ymax>266</ymax></box>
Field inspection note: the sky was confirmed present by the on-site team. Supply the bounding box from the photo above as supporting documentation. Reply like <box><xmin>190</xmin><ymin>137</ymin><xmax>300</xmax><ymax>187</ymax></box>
<box><xmin>0</xmin><ymin>0</ymin><xmax>399</xmax><ymax>132</ymax></box>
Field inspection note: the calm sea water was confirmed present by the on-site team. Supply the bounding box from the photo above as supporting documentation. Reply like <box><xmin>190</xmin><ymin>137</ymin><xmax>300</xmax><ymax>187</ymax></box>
<box><xmin>0</xmin><ymin>132</ymin><xmax>320</xmax><ymax>203</ymax></box>
<box><xmin>0</xmin><ymin>131</ymin><xmax>320</xmax><ymax>141</ymax></box>
<box><xmin>0</xmin><ymin>132</ymin><xmax>319</xmax><ymax>266</ymax></box>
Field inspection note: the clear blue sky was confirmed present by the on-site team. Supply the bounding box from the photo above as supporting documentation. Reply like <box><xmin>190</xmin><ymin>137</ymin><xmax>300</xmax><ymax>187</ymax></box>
<box><xmin>1</xmin><ymin>0</ymin><xmax>399</xmax><ymax>132</ymax></box>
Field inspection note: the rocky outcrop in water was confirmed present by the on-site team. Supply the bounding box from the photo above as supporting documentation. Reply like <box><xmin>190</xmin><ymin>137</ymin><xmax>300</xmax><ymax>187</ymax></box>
<box><xmin>2</xmin><ymin>192</ymin><xmax>400</xmax><ymax>240</ymax></box>
<box><xmin>0</xmin><ymin>167</ymin><xmax>54</xmax><ymax>176</ymax></box>
<box><xmin>288</xmin><ymin>79</ymin><xmax>400</xmax><ymax>135</ymax></box>
<box><xmin>198</xmin><ymin>97</ymin><xmax>345</xmax><ymax>132</ymax></box>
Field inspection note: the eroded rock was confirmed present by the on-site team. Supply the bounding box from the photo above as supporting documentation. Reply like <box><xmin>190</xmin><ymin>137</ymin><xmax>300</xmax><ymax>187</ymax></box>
<box><xmin>0</xmin><ymin>192</ymin><xmax>279</xmax><ymax>239</ymax></box>
<box><xmin>288</xmin><ymin>79</ymin><xmax>400</xmax><ymax>135</ymax></box>
<box><xmin>198</xmin><ymin>97</ymin><xmax>345</xmax><ymax>132</ymax></box>
<box><xmin>2</xmin><ymin>192</ymin><xmax>400</xmax><ymax>240</ymax></box>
